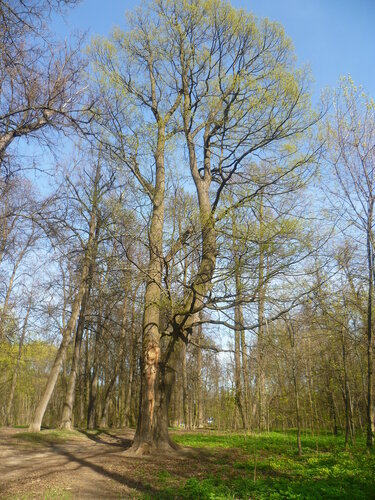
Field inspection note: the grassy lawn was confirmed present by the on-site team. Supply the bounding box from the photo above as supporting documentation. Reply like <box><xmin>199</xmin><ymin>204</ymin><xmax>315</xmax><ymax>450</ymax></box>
<box><xmin>149</xmin><ymin>430</ymin><xmax>375</xmax><ymax>499</ymax></box>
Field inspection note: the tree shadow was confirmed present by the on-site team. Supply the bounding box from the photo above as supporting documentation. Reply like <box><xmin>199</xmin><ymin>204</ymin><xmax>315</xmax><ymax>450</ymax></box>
<box><xmin>50</xmin><ymin>443</ymin><xmax>158</xmax><ymax>496</ymax></box>
<box><xmin>77</xmin><ymin>429</ymin><xmax>133</xmax><ymax>449</ymax></box>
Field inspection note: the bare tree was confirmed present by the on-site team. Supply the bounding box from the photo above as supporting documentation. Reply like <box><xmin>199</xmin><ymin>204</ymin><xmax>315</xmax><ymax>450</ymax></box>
<box><xmin>0</xmin><ymin>0</ymin><xmax>85</xmax><ymax>176</ymax></box>
<box><xmin>327</xmin><ymin>76</ymin><xmax>375</xmax><ymax>448</ymax></box>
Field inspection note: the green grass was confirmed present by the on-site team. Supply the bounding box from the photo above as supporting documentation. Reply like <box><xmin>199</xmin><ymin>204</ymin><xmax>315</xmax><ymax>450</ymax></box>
<box><xmin>148</xmin><ymin>431</ymin><xmax>375</xmax><ymax>499</ymax></box>
<box><xmin>12</xmin><ymin>428</ymin><xmax>87</xmax><ymax>446</ymax></box>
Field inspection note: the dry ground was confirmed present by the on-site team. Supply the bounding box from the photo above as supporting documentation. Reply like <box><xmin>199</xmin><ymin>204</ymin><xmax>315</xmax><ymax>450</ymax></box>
<box><xmin>0</xmin><ymin>427</ymin><xmax>234</xmax><ymax>499</ymax></box>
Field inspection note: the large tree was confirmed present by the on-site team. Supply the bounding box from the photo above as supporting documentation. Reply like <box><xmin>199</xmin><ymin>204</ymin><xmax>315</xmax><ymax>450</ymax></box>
<box><xmin>89</xmin><ymin>0</ymin><xmax>319</xmax><ymax>454</ymax></box>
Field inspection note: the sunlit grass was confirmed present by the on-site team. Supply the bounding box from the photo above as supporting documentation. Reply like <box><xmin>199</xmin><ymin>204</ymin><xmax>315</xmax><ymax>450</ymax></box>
<box><xmin>149</xmin><ymin>430</ymin><xmax>375</xmax><ymax>499</ymax></box>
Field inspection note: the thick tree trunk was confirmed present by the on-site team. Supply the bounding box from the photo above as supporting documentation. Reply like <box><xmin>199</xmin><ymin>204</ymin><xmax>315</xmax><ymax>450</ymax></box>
<box><xmin>87</xmin><ymin>370</ymin><xmax>99</xmax><ymax>430</ymax></box>
<box><xmin>132</xmin><ymin>336</ymin><xmax>183</xmax><ymax>454</ymax></box>
<box><xmin>132</xmin><ymin>51</ymin><xmax>217</xmax><ymax>453</ymax></box>
<box><xmin>128</xmin><ymin>108</ymin><xmax>168</xmax><ymax>449</ymax></box>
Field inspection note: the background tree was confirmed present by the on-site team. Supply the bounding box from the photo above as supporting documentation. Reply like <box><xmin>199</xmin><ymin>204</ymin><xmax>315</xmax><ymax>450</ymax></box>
<box><xmin>326</xmin><ymin>76</ymin><xmax>375</xmax><ymax>447</ymax></box>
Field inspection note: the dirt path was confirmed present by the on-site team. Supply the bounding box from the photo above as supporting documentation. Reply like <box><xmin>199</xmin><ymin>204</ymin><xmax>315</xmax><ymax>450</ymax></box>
<box><xmin>0</xmin><ymin>428</ymin><xmax>182</xmax><ymax>499</ymax></box>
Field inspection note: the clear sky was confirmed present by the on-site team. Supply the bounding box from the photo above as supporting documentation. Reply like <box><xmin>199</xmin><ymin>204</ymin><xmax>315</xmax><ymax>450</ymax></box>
<box><xmin>55</xmin><ymin>0</ymin><xmax>375</xmax><ymax>100</ymax></box>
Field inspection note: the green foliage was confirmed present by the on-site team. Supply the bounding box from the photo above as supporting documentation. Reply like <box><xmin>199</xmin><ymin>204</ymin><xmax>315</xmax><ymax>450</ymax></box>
<box><xmin>147</xmin><ymin>431</ymin><xmax>375</xmax><ymax>499</ymax></box>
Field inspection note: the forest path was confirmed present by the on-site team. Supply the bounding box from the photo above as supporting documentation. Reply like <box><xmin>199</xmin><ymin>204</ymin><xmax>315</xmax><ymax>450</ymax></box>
<box><xmin>0</xmin><ymin>427</ymin><xmax>168</xmax><ymax>499</ymax></box>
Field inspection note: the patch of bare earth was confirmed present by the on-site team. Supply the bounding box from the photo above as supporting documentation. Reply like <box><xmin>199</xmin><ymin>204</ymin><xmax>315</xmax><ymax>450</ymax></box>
<box><xmin>0</xmin><ymin>428</ymin><xmax>245</xmax><ymax>499</ymax></box>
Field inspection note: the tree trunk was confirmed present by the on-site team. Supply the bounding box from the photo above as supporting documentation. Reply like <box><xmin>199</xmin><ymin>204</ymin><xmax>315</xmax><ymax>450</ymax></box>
<box><xmin>366</xmin><ymin>220</ymin><xmax>374</xmax><ymax>448</ymax></box>
<box><xmin>232</xmin><ymin>213</ymin><xmax>247</xmax><ymax>430</ymax></box>
<box><xmin>241</xmin><ymin>328</ymin><xmax>250</xmax><ymax>429</ymax></box>
<box><xmin>257</xmin><ymin>196</ymin><xmax>266</xmax><ymax>431</ymax></box>
<box><xmin>59</xmin><ymin>292</ymin><xmax>88</xmax><ymax>430</ymax></box>
<box><xmin>28</xmin><ymin>283</ymin><xmax>86</xmax><ymax>432</ymax></box>
<box><xmin>132</xmin><ymin>336</ymin><xmax>183</xmax><ymax>454</ymax></box>
<box><xmin>341</xmin><ymin>327</ymin><xmax>352</xmax><ymax>446</ymax></box>
<box><xmin>287</xmin><ymin>320</ymin><xmax>302</xmax><ymax>455</ymax></box>
<box><xmin>87</xmin><ymin>318</ymin><xmax>102</xmax><ymax>430</ymax></box>
<box><xmin>181</xmin><ymin>341</ymin><xmax>189</xmax><ymax>429</ymax></box>
<box><xmin>6</xmin><ymin>303</ymin><xmax>31</xmax><ymax>426</ymax></box>
<box><xmin>196</xmin><ymin>320</ymin><xmax>204</xmax><ymax>428</ymax></box>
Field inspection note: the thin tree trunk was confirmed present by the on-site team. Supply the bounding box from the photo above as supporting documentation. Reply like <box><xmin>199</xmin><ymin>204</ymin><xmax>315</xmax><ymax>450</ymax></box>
<box><xmin>341</xmin><ymin>326</ymin><xmax>352</xmax><ymax>446</ymax></box>
<box><xmin>232</xmin><ymin>212</ymin><xmax>247</xmax><ymax>430</ymax></box>
<box><xmin>87</xmin><ymin>318</ymin><xmax>102</xmax><ymax>430</ymax></box>
<box><xmin>196</xmin><ymin>320</ymin><xmax>204</xmax><ymax>428</ymax></box>
<box><xmin>287</xmin><ymin>320</ymin><xmax>302</xmax><ymax>455</ymax></box>
<box><xmin>6</xmin><ymin>302</ymin><xmax>31</xmax><ymax>426</ymax></box>
<box><xmin>257</xmin><ymin>195</ymin><xmax>266</xmax><ymax>431</ymax></box>
<box><xmin>366</xmin><ymin>218</ymin><xmax>374</xmax><ymax>448</ymax></box>
<box><xmin>241</xmin><ymin>328</ymin><xmax>250</xmax><ymax>429</ymax></box>
<box><xmin>59</xmin><ymin>293</ymin><xmax>88</xmax><ymax>430</ymax></box>
<box><xmin>181</xmin><ymin>341</ymin><xmax>189</xmax><ymax>429</ymax></box>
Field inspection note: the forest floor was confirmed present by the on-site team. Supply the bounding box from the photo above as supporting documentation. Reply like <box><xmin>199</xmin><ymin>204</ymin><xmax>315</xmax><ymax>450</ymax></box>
<box><xmin>1</xmin><ymin>427</ymin><xmax>374</xmax><ymax>499</ymax></box>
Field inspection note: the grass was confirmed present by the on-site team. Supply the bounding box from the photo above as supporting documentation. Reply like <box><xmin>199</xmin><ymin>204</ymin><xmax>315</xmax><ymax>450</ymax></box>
<box><xmin>148</xmin><ymin>430</ymin><xmax>375</xmax><ymax>499</ymax></box>
<box><xmin>12</xmin><ymin>428</ymin><xmax>87</xmax><ymax>446</ymax></box>
<box><xmin>7</xmin><ymin>487</ymin><xmax>73</xmax><ymax>500</ymax></box>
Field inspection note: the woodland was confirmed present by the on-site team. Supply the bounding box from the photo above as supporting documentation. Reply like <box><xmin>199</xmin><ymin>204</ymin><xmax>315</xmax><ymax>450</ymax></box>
<box><xmin>1</xmin><ymin>0</ymin><xmax>375</xmax><ymax>497</ymax></box>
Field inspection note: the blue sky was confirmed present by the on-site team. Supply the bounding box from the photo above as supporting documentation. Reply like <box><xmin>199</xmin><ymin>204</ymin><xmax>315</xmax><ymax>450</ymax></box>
<box><xmin>55</xmin><ymin>0</ymin><xmax>375</xmax><ymax>99</ymax></box>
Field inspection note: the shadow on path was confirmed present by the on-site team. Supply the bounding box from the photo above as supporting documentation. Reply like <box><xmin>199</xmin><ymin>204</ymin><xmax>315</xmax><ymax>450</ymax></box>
<box><xmin>77</xmin><ymin>429</ymin><xmax>133</xmax><ymax>449</ymax></box>
<box><xmin>51</xmin><ymin>443</ymin><xmax>158</xmax><ymax>496</ymax></box>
